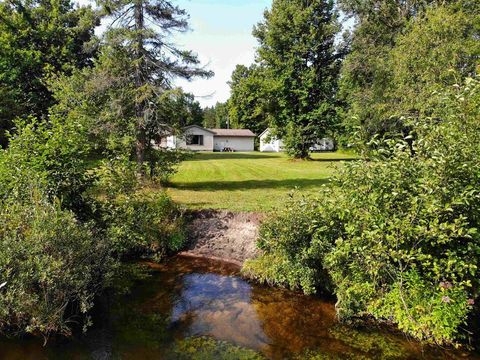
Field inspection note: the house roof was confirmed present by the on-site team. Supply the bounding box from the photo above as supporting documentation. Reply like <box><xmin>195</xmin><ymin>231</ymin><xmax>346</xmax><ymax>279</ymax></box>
<box><xmin>259</xmin><ymin>128</ymin><xmax>271</xmax><ymax>137</ymax></box>
<box><xmin>184</xmin><ymin>125</ymin><xmax>216</xmax><ymax>134</ymax></box>
<box><xmin>210</xmin><ymin>129</ymin><xmax>256</xmax><ymax>137</ymax></box>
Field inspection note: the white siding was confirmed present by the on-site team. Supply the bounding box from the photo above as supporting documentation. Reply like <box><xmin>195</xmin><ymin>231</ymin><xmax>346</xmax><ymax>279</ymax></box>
<box><xmin>175</xmin><ymin>127</ymin><xmax>214</xmax><ymax>151</ymax></box>
<box><xmin>214</xmin><ymin>136</ymin><xmax>254</xmax><ymax>151</ymax></box>
<box><xmin>260</xmin><ymin>129</ymin><xmax>284</xmax><ymax>152</ymax></box>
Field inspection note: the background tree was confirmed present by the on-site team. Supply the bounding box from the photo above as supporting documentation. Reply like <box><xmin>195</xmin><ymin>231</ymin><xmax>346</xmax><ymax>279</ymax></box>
<box><xmin>0</xmin><ymin>0</ymin><xmax>98</xmax><ymax>147</ymax></box>
<box><xmin>98</xmin><ymin>0</ymin><xmax>212</xmax><ymax>170</ymax></box>
<box><xmin>338</xmin><ymin>0</ymin><xmax>479</xmax><ymax>146</ymax></box>
<box><xmin>227</xmin><ymin>64</ymin><xmax>273</xmax><ymax>135</ymax></box>
<box><xmin>252</xmin><ymin>0</ymin><xmax>342</xmax><ymax>159</ymax></box>
<box><xmin>202</xmin><ymin>102</ymin><xmax>229</xmax><ymax>128</ymax></box>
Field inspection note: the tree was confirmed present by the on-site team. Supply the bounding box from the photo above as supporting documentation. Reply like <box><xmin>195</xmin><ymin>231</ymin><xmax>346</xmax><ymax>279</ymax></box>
<box><xmin>253</xmin><ymin>0</ymin><xmax>342</xmax><ymax>159</ymax></box>
<box><xmin>202</xmin><ymin>102</ymin><xmax>229</xmax><ymax>128</ymax></box>
<box><xmin>388</xmin><ymin>5</ymin><xmax>480</xmax><ymax>121</ymax></box>
<box><xmin>338</xmin><ymin>0</ymin><xmax>479</xmax><ymax>145</ymax></box>
<box><xmin>97</xmin><ymin>0</ymin><xmax>212</xmax><ymax>171</ymax></box>
<box><xmin>227</xmin><ymin>64</ymin><xmax>273</xmax><ymax>135</ymax></box>
<box><xmin>0</xmin><ymin>0</ymin><xmax>98</xmax><ymax>147</ymax></box>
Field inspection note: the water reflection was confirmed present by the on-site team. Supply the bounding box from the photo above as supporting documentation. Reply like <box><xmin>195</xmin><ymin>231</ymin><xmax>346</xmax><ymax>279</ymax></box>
<box><xmin>0</xmin><ymin>256</ymin><xmax>478</xmax><ymax>360</ymax></box>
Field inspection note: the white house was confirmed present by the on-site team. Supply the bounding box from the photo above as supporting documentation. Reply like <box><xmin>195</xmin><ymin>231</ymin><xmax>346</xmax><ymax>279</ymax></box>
<box><xmin>211</xmin><ymin>128</ymin><xmax>255</xmax><ymax>151</ymax></box>
<box><xmin>162</xmin><ymin>125</ymin><xmax>255</xmax><ymax>152</ymax></box>
<box><xmin>259</xmin><ymin>128</ymin><xmax>285</xmax><ymax>152</ymax></box>
<box><xmin>259</xmin><ymin>128</ymin><xmax>335</xmax><ymax>152</ymax></box>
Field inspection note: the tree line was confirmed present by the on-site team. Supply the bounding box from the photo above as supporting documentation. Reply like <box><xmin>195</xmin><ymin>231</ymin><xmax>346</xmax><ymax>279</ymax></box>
<box><xmin>226</xmin><ymin>0</ymin><xmax>479</xmax><ymax>158</ymax></box>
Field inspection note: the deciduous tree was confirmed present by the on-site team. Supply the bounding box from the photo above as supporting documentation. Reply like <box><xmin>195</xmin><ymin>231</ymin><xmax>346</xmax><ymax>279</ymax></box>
<box><xmin>253</xmin><ymin>0</ymin><xmax>342</xmax><ymax>158</ymax></box>
<box><xmin>0</xmin><ymin>0</ymin><xmax>98</xmax><ymax>147</ymax></box>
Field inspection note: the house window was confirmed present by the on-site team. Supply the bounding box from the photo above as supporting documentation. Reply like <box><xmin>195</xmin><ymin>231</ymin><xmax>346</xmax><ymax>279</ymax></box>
<box><xmin>187</xmin><ymin>135</ymin><xmax>204</xmax><ymax>145</ymax></box>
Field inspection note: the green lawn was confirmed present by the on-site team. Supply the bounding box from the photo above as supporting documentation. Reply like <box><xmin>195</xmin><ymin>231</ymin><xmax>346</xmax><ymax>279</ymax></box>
<box><xmin>166</xmin><ymin>151</ymin><xmax>357</xmax><ymax>212</ymax></box>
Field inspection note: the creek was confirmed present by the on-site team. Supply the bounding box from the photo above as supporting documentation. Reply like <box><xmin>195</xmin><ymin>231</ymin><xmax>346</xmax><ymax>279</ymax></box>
<box><xmin>0</xmin><ymin>256</ymin><xmax>477</xmax><ymax>359</ymax></box>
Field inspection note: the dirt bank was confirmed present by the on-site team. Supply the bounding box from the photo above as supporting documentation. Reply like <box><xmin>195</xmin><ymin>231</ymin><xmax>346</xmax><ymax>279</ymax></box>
<box><xmin>180</xmin><ymin>209</ymin><xmax>263</xmax><ymax>266</ymax></box>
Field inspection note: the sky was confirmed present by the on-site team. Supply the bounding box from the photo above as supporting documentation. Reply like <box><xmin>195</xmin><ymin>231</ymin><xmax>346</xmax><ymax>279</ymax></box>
<box><xmin>172</xmin><ymin>0</ymin><xmax>272</xmax><ymax>107</ymax></box>
<box><xmin>78</xmin><ymin>0</ymin><xmax>351</xmax><ymax>108</ymax></box>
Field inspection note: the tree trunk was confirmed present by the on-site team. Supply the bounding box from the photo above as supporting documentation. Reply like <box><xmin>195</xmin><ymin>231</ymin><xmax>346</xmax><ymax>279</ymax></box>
<box><xmin>134</xmin><ymin>0</ymin><xmax>146</xmax><ymax>174</ymax></box>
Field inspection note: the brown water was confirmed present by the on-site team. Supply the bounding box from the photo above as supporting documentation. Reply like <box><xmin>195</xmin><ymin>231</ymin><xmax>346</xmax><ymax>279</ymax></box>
<box><xmin>0</xmin><ymin>256</ymin><xmax>477</xmax><ymax>360</ymax></box>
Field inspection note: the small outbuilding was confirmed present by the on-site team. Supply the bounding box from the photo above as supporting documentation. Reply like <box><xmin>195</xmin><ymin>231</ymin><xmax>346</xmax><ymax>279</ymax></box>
<box><xmin>162</xmin><ymin>125</ymin><xmax>255</xmax><ymax>152</ymax></box>
<box><xmin>259</xmin><ymin>128</ymin><xmax>335</xmax><ymax>152</ymax></box>
<box><xmin>259</xmin><ymin>128</ymin><xmax>285</xmax><ymax>152</ymax></box>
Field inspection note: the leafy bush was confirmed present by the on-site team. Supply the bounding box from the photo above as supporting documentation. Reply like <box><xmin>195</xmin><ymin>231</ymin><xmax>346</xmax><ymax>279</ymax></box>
<box><xmin>246</xmin><ymin>77</ymin><xmax>480</xmax><ymax>344</ymax></box>
<box><xmin>101</xmin><ymin>191</ymin><xmax>186</xmax><ymax>259</ymax></box>
<box><xmin>92</xmin><ymin>156</ymin><xmax>139</xmax><ymax>199</ymax></box>
<box><xmin>0</xmin><ymin>194</ymin><xmax>113</xmax><ymax>341</ymax></box>
<box><xmin>243</xmin><ymin>194</ymin><xmax>336</xmax><ymax>295</ymax></box>
<box><xmin>0</xmin><ymin>116</ymin><xmax>93</xmax><ymax>217</ymax></box>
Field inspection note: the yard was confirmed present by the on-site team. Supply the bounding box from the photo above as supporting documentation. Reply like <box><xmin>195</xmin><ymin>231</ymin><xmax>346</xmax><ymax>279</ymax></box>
<box><xmin>166</xmin><ymin>151</ymin><xmax>357</xmax><ymax>212</ymax></box>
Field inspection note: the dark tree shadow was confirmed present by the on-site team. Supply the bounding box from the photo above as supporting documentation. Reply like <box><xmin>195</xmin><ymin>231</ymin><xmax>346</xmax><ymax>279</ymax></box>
<box><xmin>170</xmin><ymin>178</ymin><xmax>330</xmax><ymax>191</ymax></box>
<box><xmin>309</xmin><ymin>156</ymin><xmax>358</xmax><ymax>162</ymax></box>
<box><xmin>188</xmin><ymin>153</ymin><xmax>279</xmax><ymax>161</ymax></box>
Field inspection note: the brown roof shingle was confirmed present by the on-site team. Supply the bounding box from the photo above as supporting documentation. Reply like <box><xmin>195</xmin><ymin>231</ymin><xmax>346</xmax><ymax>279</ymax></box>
<box><xmin>210</xmin><ymin>128</ymin><xmax>256</xmax><ymax>137</ymax></box>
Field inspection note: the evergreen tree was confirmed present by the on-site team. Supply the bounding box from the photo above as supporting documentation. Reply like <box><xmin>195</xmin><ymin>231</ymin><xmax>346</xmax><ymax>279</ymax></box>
<box><xmin>98</xmin><ymin>0</ymin><xmax>212</xmax><ymax>169</ymax></box>
<box><xmin>202</xmin><ymin>102</ymin><xmax>228</xmax><ymax>128</ymax></box>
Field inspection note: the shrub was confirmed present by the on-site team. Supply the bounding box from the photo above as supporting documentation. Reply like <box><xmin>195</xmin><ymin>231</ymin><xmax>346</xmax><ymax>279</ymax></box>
<box><xmin>243</xmin><ymin>194</ymin><xmax>336</xmax><ymax>295</ymax></box>
<box><xmin>92</xmin><ymin>156</ymin><xmax>139</xmax><ymax>199</ymax></box>
<box><xmin>101</xmin><ymin>191</ymin><xmax>186</xmax><ymax>259</ymax></box>
<box><xmin>0</xmin><ymin>116</ymin><xmax>93</xmax><ymax>218</ymax></box>
<box><xmin>0</xmin><ymin>194</ymin><xmax>113</xmax><ymax>341</ymax></box>
<box><xmin>246</xmin><ymin>77</ymin><xmax>480</xmax><ymax>344</ymax></box>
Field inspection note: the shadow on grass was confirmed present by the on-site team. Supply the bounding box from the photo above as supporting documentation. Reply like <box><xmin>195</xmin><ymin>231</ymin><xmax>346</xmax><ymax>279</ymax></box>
<box><xmin>170</xmin><ymin>178</ymin><xmax>330</xmax><ymax>191</ymax></box>
<box><xmin>188</xmin><ymin>153</ymin><xmax>279</xmax><ymax>161</ymax></box>
<box><xmin>310</xmin><ymin>156</ymin><xmax>358</xmax><ymax>162</ymax></box>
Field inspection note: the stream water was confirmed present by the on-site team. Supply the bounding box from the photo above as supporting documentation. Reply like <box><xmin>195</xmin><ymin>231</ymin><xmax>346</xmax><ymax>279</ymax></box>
<box><xmin>0</xmin><ymin>256</ymin><xmax>478</xmax><ymax>360</ymax></box>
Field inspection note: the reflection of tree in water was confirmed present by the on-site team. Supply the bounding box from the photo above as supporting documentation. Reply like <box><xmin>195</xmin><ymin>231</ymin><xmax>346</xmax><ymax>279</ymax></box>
<box><xmin>249</xmin><ymin>286</ymin><xmax>439</xmax><ymax>359</ymax></box>
<box><xmin>250</xmin><ymin>285</ymin><xmax>347</xmax><ymax>358</ymax></box>
<box><xmin>0</xmin><ymin>257</ymin><xmax>472</xmax><ymax>360</ymax></box>
<box><xmin>168</xmin><ymin>272</ymin><xmax>269</xmax><ymax>351</ymax></box>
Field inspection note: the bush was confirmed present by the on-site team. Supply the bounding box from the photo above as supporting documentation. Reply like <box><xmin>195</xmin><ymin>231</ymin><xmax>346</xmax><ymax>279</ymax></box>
<box><xmin>246</xmin><ymin>77</ymin><xmax>480</xmax><ymax>345</ymax></box>
<box><xmin>0</xmin><ymin>194</ymin><xmax>113</xmax><ymax>341</ymax></box>
<box><xmin>243</xmin><ymin>194</ymin><xmax>336</xmax><ymax>295</ymax></box>
<box><xmin>101</xmin><ymin>191</ymin><xmax>186</xmax><ymax>259</ymax></box>
<box><xmin>0</xmin><ymin>116</ymin><xmax>93</xmax><ymax>218</ymax></box>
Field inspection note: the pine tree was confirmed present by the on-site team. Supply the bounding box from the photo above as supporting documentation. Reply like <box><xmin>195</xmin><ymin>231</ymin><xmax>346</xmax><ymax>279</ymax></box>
<box><xmin>99</xmin><ymin>0</ymin><xmax>212</xmax><ymax>169</ymax></box>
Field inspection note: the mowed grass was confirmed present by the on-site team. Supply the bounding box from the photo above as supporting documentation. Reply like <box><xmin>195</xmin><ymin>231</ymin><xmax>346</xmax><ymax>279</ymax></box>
<box><xmin>166</xmin><ymin>151</ymin><xmax>357</xmax><ymax>212</ymax></box>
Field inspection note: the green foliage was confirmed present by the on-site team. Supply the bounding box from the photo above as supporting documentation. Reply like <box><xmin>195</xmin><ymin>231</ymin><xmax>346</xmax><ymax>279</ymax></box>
<box><xmin>339</xmin><ymin>2</ymin><xmax>480</xmax><ymax>146</ymax></box>
<box><xmin>94</xmin><ymin>0</ymin><xmax>212</xmax><ymax>167</ymax></box>
<box><xmin>101</xmin><ymin>191</ymin><xmax>185</xmax><ymax>259</ymax></box>
<box><xmin>246</xmin><ymin>77</ymin><xmax>480</xmax><ymax>344</ymax></box>
<box><xmin>244</xmin><ymin>194</ymin><xmax>336</xmax><ymax>295</ymax></box>
<box><xmin>370</xmin><ymin>271</ymin><xmax>472</xmax><ymax>343</ymax></box>
<box><xmin>0</xmin><ymin>115</ymin><xmax>93</xmax><ymax>216</ymax></box>
<box><xmin>243</xmin><ymin>253</ymin><xmax>317</xmax><ymax>295</ymax></box>
<box><xmin>171</xmin><ymin>336</ymin><xmax>265</xmax><ymax>360</ymax></box>
<box><xmin>92</xmin><ymin>157</ymin><xmax>138</xmax><ymax>199</ymax></box>
<box><xmin>251</xmin><ymin>0</ymin><xmax>342</xmax><ymax>158</ymax></box>
<box><xmin>0</xmin><ymin>194</ymin><xmax>113</xmax><ymax>340</ymax></box>
<box><xmin>227</xmin><ymin>64</ymin><xmax>272</xmax><ymax>135</ymax></box>
<box><xmin>0</xmin><ymin>0</ymin><xmax>98</xmax><ymax>147</ymax></box>
<box><xmin>203</xmin><ymin>102</ymin><xmax>229</xmax><ymax>129</ymax></box>
<box><xmin>388</xmin><ymin>5</ymin><xmax>480</xmax><ymax>119</ymax></box>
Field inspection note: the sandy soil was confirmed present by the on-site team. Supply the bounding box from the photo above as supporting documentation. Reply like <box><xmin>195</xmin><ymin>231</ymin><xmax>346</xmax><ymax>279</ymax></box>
<box><xmin>179</xmin><ymin>209</ymin><xmax>263</xmax><ymax>266</ymax></box>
